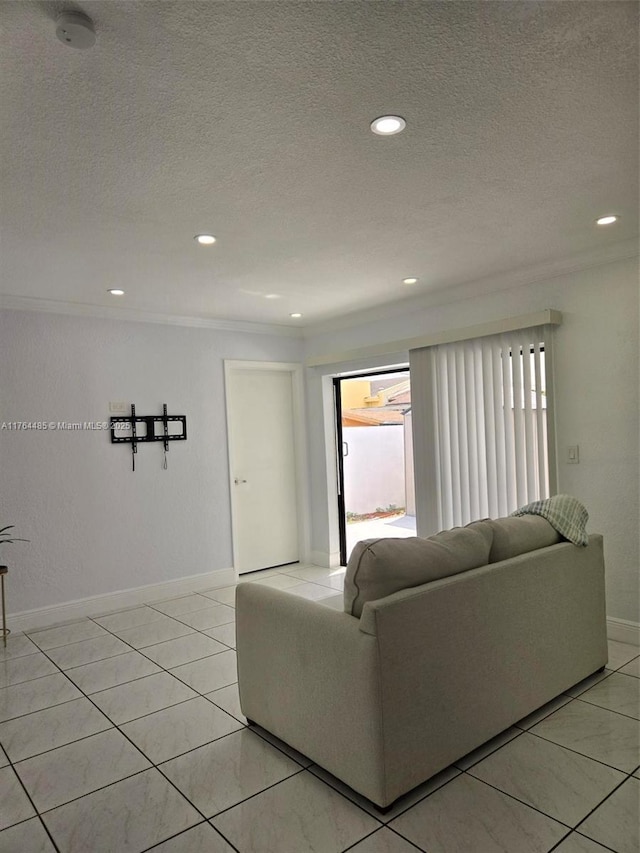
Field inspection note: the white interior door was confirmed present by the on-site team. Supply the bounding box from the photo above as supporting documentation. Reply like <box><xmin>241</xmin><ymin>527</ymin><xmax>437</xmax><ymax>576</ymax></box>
<box><xmin>226</xmin><ymin>365</ymin><xmax>300</xmax><ymax>574</ymax></box>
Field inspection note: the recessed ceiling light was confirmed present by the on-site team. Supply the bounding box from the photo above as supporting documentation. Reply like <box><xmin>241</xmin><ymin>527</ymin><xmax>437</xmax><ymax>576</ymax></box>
<box><xmin>371</xmin><ymin>115</ymin><xmax>406</xmax><ymax>136</ymax></box>
<box><xmin>596</xmin><ymin>215</ymin><xmax>619</xmax><ymax>226</ymax></box>
<box><xmin>290</xmin><ymin>312</ymin><xmax>303</xmax><ymax>318</ymax></box>
<box><xmin>265</xmin><ymin>293</ymin><xmax>281</xmax><ymax>300</ymax></box>
<box><xmin>108</xmin><ymin>289</ymin><xmax>125</xmax><ymax>296</ymax></box>
<box><xmin>402</xmin><ymin>277</ymin><xmax>418</xmax><ymax>285</ymax></box>
<box><xmin>194</xmin><ymin>234</ymin><xmax>216</xmax><ymax>245</ymax></box>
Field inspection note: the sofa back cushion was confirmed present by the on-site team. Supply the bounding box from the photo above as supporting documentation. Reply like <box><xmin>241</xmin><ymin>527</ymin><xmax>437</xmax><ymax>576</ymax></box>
<box><xmin>488</xmin><ymin>515</ymin><xmax>561</xmax><ymax>563</ymax></box>
<box><xmin>344</xmin><ymin>524</ymin><xmax>493</xmax><ymax>618</ymax></box>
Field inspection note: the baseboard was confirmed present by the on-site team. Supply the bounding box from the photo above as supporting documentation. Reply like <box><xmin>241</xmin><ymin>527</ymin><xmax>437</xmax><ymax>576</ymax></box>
<box><xmin>8</xmin><ymin>568</ymin><xmax>237</xmax><ymax>633</ymax></box>
<box><xmin>607</xmin><ymin>617</ymin><xmax>640</xmax><ymax>646</ymax></box>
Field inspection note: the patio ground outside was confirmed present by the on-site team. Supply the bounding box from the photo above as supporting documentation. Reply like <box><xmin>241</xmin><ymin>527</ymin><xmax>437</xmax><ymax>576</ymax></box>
<box><xmin>345</xmin><ymin>512</ymin><xmax>417</xmax><ymax>561</ymax></box>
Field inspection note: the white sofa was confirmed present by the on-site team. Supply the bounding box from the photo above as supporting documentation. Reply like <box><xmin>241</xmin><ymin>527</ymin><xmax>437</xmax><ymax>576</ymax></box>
<box><xmin>236</xmin><ymin>516</ymin><xmax>607</xmax><ymax>809</ymax></box>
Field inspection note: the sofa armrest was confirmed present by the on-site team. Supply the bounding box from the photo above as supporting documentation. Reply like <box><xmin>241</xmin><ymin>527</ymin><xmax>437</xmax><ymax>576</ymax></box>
<box><xmin>235</xmin><ymin>582</ymin><xmax>385</xmax><ymax>802</ymax></box>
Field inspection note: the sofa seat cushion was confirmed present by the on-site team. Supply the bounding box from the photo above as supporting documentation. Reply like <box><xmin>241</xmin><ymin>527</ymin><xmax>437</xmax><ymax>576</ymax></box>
<box><xmin>344</xmin><ymin>525</ymin><xmax>493</xmax><ymax>618</ymax></box>
<box><xmin>488</xmin><ymin>515</ymin><xmax>561</xmax><ymax>563</ymax></box>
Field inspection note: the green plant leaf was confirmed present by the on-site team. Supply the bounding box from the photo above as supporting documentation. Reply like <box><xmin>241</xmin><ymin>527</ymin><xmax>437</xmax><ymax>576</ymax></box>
<box><xmin>0</xmin><ymin>525</ymin><xmax>29</xmax><ymax>545</ymax></box>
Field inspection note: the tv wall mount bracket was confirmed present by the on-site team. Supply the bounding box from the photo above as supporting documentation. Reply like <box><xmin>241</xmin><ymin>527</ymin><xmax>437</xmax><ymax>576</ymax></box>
<box><xmin>110</xmin><ymin>403</ymin><xmax>187</xmax><ymax>471</ymax></box>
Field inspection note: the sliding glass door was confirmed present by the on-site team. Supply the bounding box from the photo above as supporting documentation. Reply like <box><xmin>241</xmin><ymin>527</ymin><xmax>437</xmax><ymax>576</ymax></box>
<box><xmin>334</xmin><ymin>369</ymin><xmax>415</xmax><ymax>565</ymax></box>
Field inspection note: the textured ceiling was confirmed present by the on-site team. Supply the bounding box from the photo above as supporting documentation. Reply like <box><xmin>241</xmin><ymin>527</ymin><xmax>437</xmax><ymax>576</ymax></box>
<box><xmin>0</xmin><ymin>1</ymin><xmax>637</xmax><ymax>329</ymax></box>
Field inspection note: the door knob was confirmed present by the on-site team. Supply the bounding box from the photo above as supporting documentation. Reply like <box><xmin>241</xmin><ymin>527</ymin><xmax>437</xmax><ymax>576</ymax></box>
<box><xmin>234</xmin><ymin>477</ymin><xmax>247</xmax><ymax>484</ymax></box>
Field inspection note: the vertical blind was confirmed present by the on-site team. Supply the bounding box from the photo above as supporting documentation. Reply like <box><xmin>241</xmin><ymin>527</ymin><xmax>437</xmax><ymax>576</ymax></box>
<box><xmin>409</xmin><ymin>325</ymin><xmax>557</xmax><ymax>534</ymax></box>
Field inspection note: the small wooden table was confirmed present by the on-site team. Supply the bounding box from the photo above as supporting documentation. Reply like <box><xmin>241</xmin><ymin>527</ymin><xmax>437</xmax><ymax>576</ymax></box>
<box><xmin>0</xmin><ymin>566</ymin><xmax>8</xmax><ymax>648</ymax></box>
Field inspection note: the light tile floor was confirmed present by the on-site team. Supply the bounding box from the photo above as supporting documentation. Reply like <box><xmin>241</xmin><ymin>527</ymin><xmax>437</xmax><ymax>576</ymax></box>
<box><xmin>0</xmin><ymin>563</ymin><xmax>638</xmax><ymax>853</ymax></box>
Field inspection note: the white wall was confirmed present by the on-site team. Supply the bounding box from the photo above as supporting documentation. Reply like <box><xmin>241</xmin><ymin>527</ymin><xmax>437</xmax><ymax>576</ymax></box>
<box><xmin>2</xmin><ymin>254</ymin><xmax>637</xmax><ymax>628</ymax></box>
<box><xmin>304</xmin><ymin>256</ymin><xmax>640</xmax><ymax>625</ymax></box>
<box><xmin>343</xmin><ymin>425</ymin><xmax>406</xmax><ymax>515</ymax></box>
<box><xmin>0</xmin><ymin>310</ymin><xmax>302</xmax><ymax>613</ymax></box>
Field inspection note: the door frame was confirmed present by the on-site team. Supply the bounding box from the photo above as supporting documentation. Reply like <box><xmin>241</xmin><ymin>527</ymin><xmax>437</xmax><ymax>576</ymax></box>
<box><xmin>333</xmin><ymin>378</ymin><xmax>348</xmax><ymax>567</ymax></box>
<box><xmin>334</xmin><ymin>366</ymin><xmax>411</xmax><ymax>566</ymax></box>
<box><xmin>224</xmin><ymin>360</ymin><xmax>310</xmax><ymax>575</ymax></box>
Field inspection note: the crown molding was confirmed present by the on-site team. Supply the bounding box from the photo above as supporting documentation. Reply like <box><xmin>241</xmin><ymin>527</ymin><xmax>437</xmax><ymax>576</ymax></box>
<box><xmin>303</xmin><ymin>238</ymin><xmax>639</xmax><ymax>338</ymax></box>
<box><xmin>1</xmin><ymin>239</ymin><xmax>636</xmax><ymax>340</ymax></box>
<box><xmin>0</xmin><ymin>294</ymin><xmax>304</xmax><ymax>338</ymax></box>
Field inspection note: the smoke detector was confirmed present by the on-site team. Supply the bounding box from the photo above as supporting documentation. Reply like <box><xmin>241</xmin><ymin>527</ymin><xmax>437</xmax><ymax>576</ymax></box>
<box><xmin>56</xmin><ymin>11</ymin><xmax>96</xmax><ymax>49</ymax></box>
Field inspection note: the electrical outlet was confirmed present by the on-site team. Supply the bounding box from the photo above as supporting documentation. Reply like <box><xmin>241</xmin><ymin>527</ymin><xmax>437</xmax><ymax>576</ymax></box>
<box><xmin>109</xmin><ymin>401</ymin><xmax>129</xmax><ymax>414</ymax></box>
<box><xmin>567</xmin><ymin>445</ymin><xmax>580</xmax><ymax>464</ymax></box>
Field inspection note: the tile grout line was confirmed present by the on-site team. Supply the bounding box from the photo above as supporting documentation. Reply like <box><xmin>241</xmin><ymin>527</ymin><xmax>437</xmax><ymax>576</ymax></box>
<box><xmin>62</xmin><ymin>584</ymin><xmax>372</xmax><ymax>844</ymax></box>
<box><xmin>148</xmin><ymin>744</ymin><xmax>310</xmax><ymax>851</ymax></box>
<box><xmin>8</xmin><ymin>639</ymin><xmax>234</xmax><ymax>756</ymax></box>
<box><xmin>6</xmin><ymin>605</ymin><xmax>356</xmax><ymax>852</ymax></box>
<box><xmin>4</xmin><ymin>601</ymin><xmax>637</xmax><ymax>851</ymax></box>
<box><xmin>526</xmin><ymin>723</ymin><xmax>638</xmax><ymax>776</ymax></box>
<box><xmin>203</xmin><ymin>764</ymin><xmax>320</xmax><ymax>822</ymax></box>
<box><xmin>18</xmin><ymin>633</ymin><xmax>247</xmax><ymax>850</ymax></box>
<box><xmin>0</xmin><ymin>686</ymin><xmax>89</xmax><ymax>727</ymax></box>
<box><xmin>47</xmin><ymin>609</ymin><xmax>238</xmax><ymax>727</ymax></box>
<box><xmin>139</xmin><ymin>819</ymin><xmax>243</xmax><ymax>853</ymax></box>
<box><xmin>44</xmin><ymin>641</ymin><xmax>237</xmax><ymax>729</ymax></box>
<box><xmin>1</xmin><ymin>647</ymin><xmax>236</xmax><ymax>738</ymax></box>
<box><xmin>339</xmin><ymin>824</ymin><xmax>426</xmax><ymax>852</ymax></box>
<box><xmin>0</xmin><ymin>747</ymin><xmax>63</xmax><ymax>852</ymax></box>
<box><xmin>574</xmin><ymin>697</ymin><xmax>640</xmax><ymax>723</ymax></box>
<box><xmin>2</xmin><ymin>708</ymin><xmax>113</xmax><ymax>764</ymax></box>
<box><xmin>6</xmin><ymin>630</ymin><xmax>279</xmax><ymax>776</ymax></box>
<box><xmin>80</xmin><ymin>601</ymin><xmax>240</xmax><ymax>701</ymax></box>
<box><xmin>459</xmin><ymin>770</ymin><xmax>578</xmax><ymax>830</ymax></box>
<box><xmin>20</xmin><ymin>579</ymin><xmax>243</xmax><ymax>638</ymax></box>
<box><xmin>1</xmin><ymin>647</ymin><xmax>133</xmax><ymax>685</ymax></box>
<box><xmin>36</xmin><ymin>766</ymin><xmax>153</xmax><ymax>818</ymax></box>
<box><xmin>463</xmin><ymin>738</ymin><xmax>640</xmax><ymax>843</ymax></box>
<box><xmin>569</xmin><ymin>772</ymin><xmax>639</xmax><ymax>850</ymax></box>
<box><xmin>384</xmin><ymin>824</ymin><xmax>432</xmax><ymax>852</ymax></box>
<box><xmin>147</xmin><ymin>592</ymin><xmax>232</xmax><ymax>614</ymax></box>
<box><xmin>546</xmin><ymin>829</ymin><xmax>619</xmax><ymax>853</ymax></box>
<box><xmin>86</xmin><ymin>608</ymin><xmax>235</xmax><ymax>664</ymax></box>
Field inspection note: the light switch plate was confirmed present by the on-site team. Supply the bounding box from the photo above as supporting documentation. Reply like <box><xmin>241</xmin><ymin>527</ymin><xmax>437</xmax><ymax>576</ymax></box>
<box><xmin>567</xmin><ymin>445</ymin><xmax>580</xmax><ymax>464</ymax></box>
<box><xmin>109</xmin><ymin>401</ymin><xmax>129</xmax><ymax>414</ymax></box>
